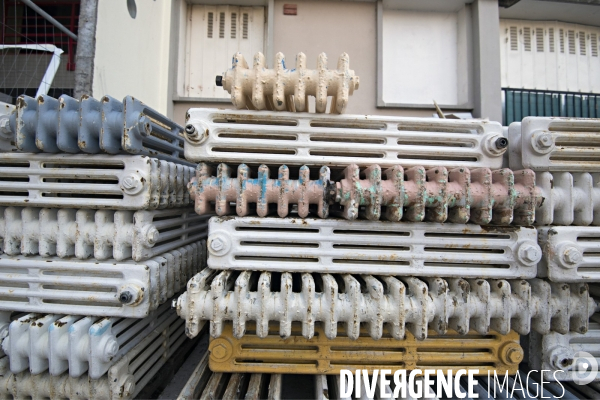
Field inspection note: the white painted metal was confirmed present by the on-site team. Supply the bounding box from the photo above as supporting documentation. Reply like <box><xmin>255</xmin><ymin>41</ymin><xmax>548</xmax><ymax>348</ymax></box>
<box><xmin>1</xmin><ymin>298</ymin><xmax>178</xmax><ymax>379</ymax></box>
<box><xmin>0</xmin><ymin>241</ymin><xmax>205</xmax><ymax>318</ymax></box>
<box><xmin>529</xmin><ymin>310</ymin><xmax>600</xmax><ymax>382</ymax></box>
<box><xmin>0</xmin><ymin>312</ymin><xmax>11</xmax><ymax>377</ymax></box>
<box><xmin>0</xmin><ymin>207</ymin><xmax>209</xmax><ymax>261</ymax></box>
<box><xmin>535</xmin><ymin>171</ymin><xmax>600</xmax><ymax>226</ymax></box>
<box><xmin>176</xmin><ymin>269</ymin><xmax>595</xmax><ymax>341</ymax></box>
<box><xmin>0</xmin><ymin>45</ymin><xmax>64</xmax><ymax>98</ymax></box>
<box><xmin>500</xmin><ymin>20</ymin><xmax>600</xmax><ymax>93</ymax></box>
<box><xmin>0</xmin><ymin>153</ymin><xmax>193</xmax><ymax>209</ymax></box>
<box><xmin>184</xmin><ymin>108</ymin><xmax>506</xmax><ymax>168</ymax></box>
<box><xmin>206</xmin><ymin>216</ymin><xmax>540</xmax><ymax>278</ymax></box>
<box><xmin>509</xmin><ymin>117</ymin><xmax>600</xmax><ymax>172</ymax></box>
<box><xmin>0</xmin><ymin>102</ymin><xmax>14</xmax><ymax>153</ymax></box>
<box><xmin>538</xmin><ymin>226</ymin><xmax>600</xmax><ymax>282</ymax></box>
<box><xmin>184</xmin><ymin>5</ymin><xmax>264</xmax><ymax>99</ymax></box>
<box><xmin>0</xmin><ymin>310</ymin><xmax>188</xmax><ymax>399</ymax></box>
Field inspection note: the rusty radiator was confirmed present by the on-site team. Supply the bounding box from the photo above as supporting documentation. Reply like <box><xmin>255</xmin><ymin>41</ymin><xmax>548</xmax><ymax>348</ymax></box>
<box><xmin>0</xmin><ymin>207</ymin><xmax>208</xmax><ymax>261</ymax></box>
<box><xmin>205</xmin><ymin>216</ymin><xmax>540</xmax><ymax>278</ymax></box>
<box><xmin>183</xmin><ymin>108</ymin><xmax>506</xmax><ymax>168</ymax></box>
<box><xmin>9</xmin><ymin>94</ymin><xmax>191</xmax><ymax>166</ymax></box>
<box><xmin>0</xmin><ymin>153</ymin><xmax>193</xmax><ymax>210</ymax></box>
<box><xmin>333</xmin><ymin>164</ymin><xmax>540</xmax><ymax>224</ymax></box>
<box><xmin>189</xmin><ymin>163</ymin><xmax>331</xmax><ymax>219</ymax></box>
<box><xmin>189</xmin><ymin>163</ymin><xmax>540</xmax><ymax>224</ymax></box>
<box><xmin>176</xmin><ymin>269</ymin><xmax>595</xmax><ymax>341</ymax></box>
<box><xmin>208</xmin><ymin>322</ymin><xmax>522</xmax><ymax>376</ymax></box>
<box><xmin>219</xmin><ymin>52</ymin><xmax>359</xmax><ymax>114</ymax></box>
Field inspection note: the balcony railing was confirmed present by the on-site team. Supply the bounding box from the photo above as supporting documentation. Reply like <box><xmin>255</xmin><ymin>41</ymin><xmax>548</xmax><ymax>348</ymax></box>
<box><xmin>502</xmin><ymin>88</ymin><xmax>600</xmax><ymax>125</ymax></box>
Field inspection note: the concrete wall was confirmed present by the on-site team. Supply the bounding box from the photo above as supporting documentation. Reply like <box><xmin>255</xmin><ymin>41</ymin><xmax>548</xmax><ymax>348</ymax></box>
<box><xmin>93</xmin><ymin>0</ymin><xmax>174</xmax><ymax>115</ymax></box>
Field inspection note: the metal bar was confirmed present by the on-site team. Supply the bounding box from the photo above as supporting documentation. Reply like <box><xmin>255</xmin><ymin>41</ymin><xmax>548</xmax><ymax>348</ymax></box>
<box><xmin>18</xmin><ymin>0</ymin><xmax>78</xmax><ymax>41</ymax></box>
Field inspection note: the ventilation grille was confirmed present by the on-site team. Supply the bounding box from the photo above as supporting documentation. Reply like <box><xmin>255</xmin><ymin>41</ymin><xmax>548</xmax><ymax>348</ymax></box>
<box><xmin>184</xmin><ymin>109</ymin><xmax>505</xmax><ymax>169</ymax></box>
<box><xmin>510</xmin><ymin>26</ymin><xmax>518</xmax><ymax>51</ymax></box>
<box><xmin>0</xmin><ymin>207</ymin><xmax>209</xmax><ymax>262</ymax></box>
<box><xmin>208</xmin><ymin>323</ymin><xmax>522</xmax><ymax>376</ymax></box>
<box><xmin>230</xmin><ymin>13</ymin><xmax>237</xmax><ymax>38</ymax></box>
<box><xmin>219</xmin><ymin>12</ymin><xmax>225</xmax><ymax>38</ymax></box>
<box><xmin>592</xmin><ymin>33</ymin><xmax>598</xmax><ymax>57</ymax></box>
<box><xmin>560</xmin><ymin>28</ymin><xmax>565</xmax><ymax>53</ymax></box>
<box><xmin>206</xmin><ymin>216</ymin><xmax>539</xmax><ymax>278</ymax></box>
<box><xmin>580</xmin><ymin>31</ymin><xmax>587</xmax><ymax>55</ymax></box>
<box><xmin>207</xmin><ymin>12</ymin><xmax>213</xmax><ymax>38</ymax></box>
<box><xmin>549</xmin><ymin>28</ymin><xmax>555</xmax><ymax>52</ymax></box>
<box><xmin>242</xmin><ymin>13</ymin><xmax>249</xmax><ymax>39</ymax></box>
<box><xmin>536</xmin><ymin>27</ymin><xmax>544</xmax><ymax>52</ymax></box>
<box><xmin>0</xmin><ymin>242</ymin><xmax>204</xmax><ymax>318</ymax></box>
<box><xmin>0</xmin><ymin>153</ymin><xmax>193</xmax><ymax>210</ymax></box>
<box><xmin>524</xmin><ymin>27</ymin><xmax>531</xmax><ymax>51</ymax></box>
<box><xmin>569</xmin><ymin>30</ymin><xmax>576</xmax><ymax>54</ymax></box>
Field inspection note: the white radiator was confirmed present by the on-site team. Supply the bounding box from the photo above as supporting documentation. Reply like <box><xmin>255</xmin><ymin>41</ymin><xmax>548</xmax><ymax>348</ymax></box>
<box><xmin>0</xmin><ymin>309</ymin><xmax>188</xmax><ymax>399</ymax></box>
<box><xmin>1</xmin><ymin>298</ymin><xmax>176</xmax><ymax>379</ymax></box>
<box><xmin>538</xmin><ymin>226</ymin><xmax>600</xmax><ymax>282</ymax></box>
<box><xmin>205</xmin><ymin>216</ymin><xmax>541</xmax><ymax>278</ymax></box>
<box><xmin>529</xmin><ymin>307</ymin><xmax>600</xmax><ymax>383</ymax></box>
<box><xmin>0</xmin><ymin>153</ymin><xmax>193</xmax><ymax>210</ymax></box>
<box><xmin>0</xmin><ymin>241</ymin><xmax>205</xmax><ymax>318</ymax></box>
<box><xmin>176</xmin><ymin>269</ymin><xmax>595</xmax><ymax>341</ymax></box>
<box><xmin>0</xmin><ymin>207</ymin><xmax>208</xmax><ymax>261</ymax></box>
<box><xmin>183</xmin><ymin>109</ymin><xmax>506</xmax><ymax>169</ymax></box>
<box><xmin>509</xmin><ymin>117</ymin><xmax>600</xmax><ymax>171</ymax></box>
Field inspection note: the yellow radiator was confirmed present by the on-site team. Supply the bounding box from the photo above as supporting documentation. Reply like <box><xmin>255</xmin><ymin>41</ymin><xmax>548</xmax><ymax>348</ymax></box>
<box><xmin>208</xmin><ymin>323</ymin><xmax>522</xmax><ymax>375</ymax></box>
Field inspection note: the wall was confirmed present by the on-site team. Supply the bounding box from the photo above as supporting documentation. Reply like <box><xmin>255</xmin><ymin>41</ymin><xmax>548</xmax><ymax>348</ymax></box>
<box><xmin>93</xmin><ymin>0</ymin><xmax>174</xmax><ymax>115</ymax></box>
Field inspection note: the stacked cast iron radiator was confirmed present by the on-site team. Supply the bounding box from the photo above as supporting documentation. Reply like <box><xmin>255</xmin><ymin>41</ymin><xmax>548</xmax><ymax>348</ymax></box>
<box><xmin>0</xmin><ymin>94</ymin><xmax>207</xmax><ymax>399</ymax></box>
<box><xmin>1</xmin><ymin>52</ymin><xmax>599</xmax><ymax>399</ymax></box>
<box><xmin>172</xmin><ymin>53</ymin><xmax>600</xmax><ymax>385</ymax></box>
<box><xmin>508</xmin><ymin>117</ymin><xmax>600</xmax><ymax>385</ymax></box>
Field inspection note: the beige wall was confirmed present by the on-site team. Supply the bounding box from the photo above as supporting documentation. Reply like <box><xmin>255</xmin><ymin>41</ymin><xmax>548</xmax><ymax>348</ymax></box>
<box><xmin>93</xmin><ymin>0</ymin><xmax>173</xmax><ymax>115</ymax></box>
<box><xmin>172</xmin><ymin>0</ymin><xmax>447</xmax><ymax>125</ymax></box>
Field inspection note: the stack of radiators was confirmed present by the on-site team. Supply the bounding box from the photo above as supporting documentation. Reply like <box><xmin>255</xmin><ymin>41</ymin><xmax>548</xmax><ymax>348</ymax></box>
<box><xmin>173</xmin><ymin>56</ymin><xmax>600</xmax><ymax>382</ymax></box>
<box><xmin>509</xmin><ymin>117</ymin><xmax>600</xmax><ymax>385</ymax></box>
<box><xmin>0</xmin><ymin>94</ymin><xmax>208</xmax><ymax>399</ymax></box>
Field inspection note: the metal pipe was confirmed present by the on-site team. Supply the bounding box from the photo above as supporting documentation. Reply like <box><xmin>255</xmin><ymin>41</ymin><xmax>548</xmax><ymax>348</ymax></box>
<box><xmin>18</xmin><ymin>0</ymin><xmax>78</xmax><ymax>41</ymax></box>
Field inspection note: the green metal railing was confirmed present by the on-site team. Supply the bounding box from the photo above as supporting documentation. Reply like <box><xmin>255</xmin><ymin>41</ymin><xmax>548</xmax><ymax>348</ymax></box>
<box><xmin>503</xmin><ymin>88</ymin><xmax>600</xmax><ymax>125</ymax></box>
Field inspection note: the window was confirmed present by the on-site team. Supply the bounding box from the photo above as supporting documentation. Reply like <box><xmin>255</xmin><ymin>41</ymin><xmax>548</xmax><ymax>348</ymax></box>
<box><xmin>180</xmin><ymin>5</ymin><xmax>264</xmax><ymax>99</ymax></box>
<box><xmin>380</xmin><ymin>7</ymin><xmax>471</xmax><ymax>107</ymax></box>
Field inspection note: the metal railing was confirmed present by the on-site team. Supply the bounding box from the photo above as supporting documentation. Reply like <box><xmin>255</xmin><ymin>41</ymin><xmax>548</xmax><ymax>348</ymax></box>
<box><xmin>503</xmin><ymin>88</ymin><xmax>600</xmax><ymax>125</ymax></box>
